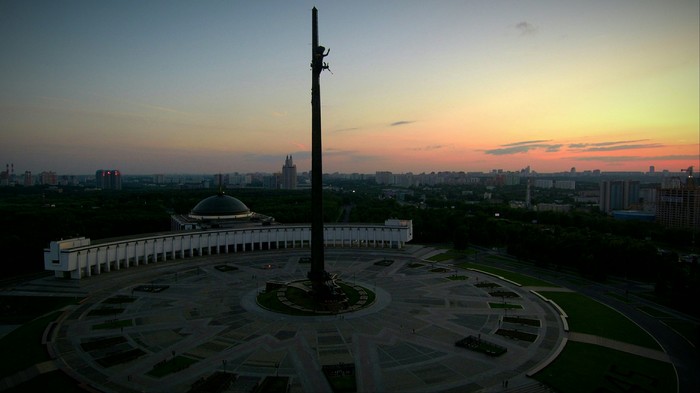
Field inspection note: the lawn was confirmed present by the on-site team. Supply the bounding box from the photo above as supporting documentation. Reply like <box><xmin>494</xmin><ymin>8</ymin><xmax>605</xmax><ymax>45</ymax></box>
<box><xmin>540</xmin><ymin>291</ymin><xmax>660</xmax><ymax>350</ymax></box>
<box><xmin>0</xmin><ymin>311</ymin><xmax>61</xmax><ymax>378</ymax></box>
<box><xmin>533</xmin><ymin>341</ymin><xmax>676</xmax><ymax>393</ymax></box>
<box><xmin>483</xmin><ymin>255</ymin><xmax>518</xmax><ymax>264</ymax></box>
<box><xmin>87</xmin><ymin>307</ymin><xmax>125</xmax><ymax>317</ymax></box>
<box><xmin>488</xmin><ymin>302</ymin><xmax>522</xmax><ymax>309</ymax></box>
<box><xmin>147</xmin><ymin>355</ymin><xmax>198</xmax><ymax>378</ymax></box>
<box><xmin>92</xmin><ymin>319</ymin><xmax>133</xmax><ymax>330</ymax></box>
<box><xmin>455</xmin><ymin>336</ymin><xmax>507</xmax><ymax>357</ymax></box>
<box><xmin>0</xmin><ymin>296</ymin><xmax>79</xmax><ymax>324</ymax></box>
<box><xmin>3</xmin><ymin>369</ymin><xmax>84</xmax><ymax>393</ymax></box>
<box><xmin>102</xmin><ymin>295</ymin><xmax>136</xmax><ymax>304</ymax></box>
<box><xmin>663</xmin><ymin>319</ymin><xmax>700</xmax><ymax>348</ymax></box>
<box><xmin>323</xmin><ymin>364</ymin><xmax>356</xmax><ymax>393</ymax></box>
<box><xmin>215</xmin><ymin>264</ymin><xmax>239</xmax><ymax>272</ymax></box>
<box><xmin>503</xmin><ymin>316</ymin><xmax>540</xmax><ymax>327</ymax></box>
<box><xmin>605</xmin><ymin>291</ymin><xmax>633</xmax><ymax>304</ymax></box>
<box><xmin>256</xmin><ymin>282</ymin><xmax>375</xmax><ymax>316</ymax></box>
<box><xmin>457</xmin><ymin>262</ymin><xmax>558</xmax><ymax>287</ymax></box>
<box><xmin>255</xmin><ymin>376</ymin><xmax>290</xmax><ymax>393</ymax></box>
<box><xmin>427</xmin><ymin>251</ymin><xmax>465</xmax><ymax>262</ymax></box>
<box><xmin>96</xmin><ymin>348</ymin><xmax>146</xmax><ymax>368</ymax></box>
<box><xmin>496</xmin><ymin>328</ymin><xmax>537</xmax><ymax>342</ymax></box>
<box><xmin>257</xmin><ymin>289</ymin><xmax>312</xmax><ymax>316</ymax></box>
<box><xmin>637</xmin><ymin>305</ymin><xmax>674</xmax><ymax>319</ymax></box>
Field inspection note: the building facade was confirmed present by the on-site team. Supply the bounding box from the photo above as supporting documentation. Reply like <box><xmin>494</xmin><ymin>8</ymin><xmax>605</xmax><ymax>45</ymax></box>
<box><xmin>599</xmin><ymin>180</ymin><xmax>640</xmax><ymax>213</ymax></box>
<box><xmin>96</xmin><ymin>169</ymin><xmax>122</xmax><ymax>190</ymax></box>
<box><xmin>656</xmin><ymin>185</ymin><xmax>699</xmax><ymax>229</ymax></box>
<box><xmin>46</xmin><ymin>190</ymin><xmax>412</xmax><ymax>279</ymax></box>
<box><xmin>39</xmin><ymin>171</ymin><xmax>58</xmax><ymax>186</ymax></box>
<box><xmin>44</xmin><ymin>219</ymin><xmax>414</xmax><ymax>279</ymax></box>
<box><xmin>281</xmin><ymin>155</ymin><xmax>297</xmax><ymax>190</ymax></box>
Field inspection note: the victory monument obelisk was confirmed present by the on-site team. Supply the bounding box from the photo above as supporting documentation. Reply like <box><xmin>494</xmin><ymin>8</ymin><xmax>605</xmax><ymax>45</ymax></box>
<box><xmin>308</xmin><ymin>7</ymin><xmax>333</xmax><ymax>299</ymax></box>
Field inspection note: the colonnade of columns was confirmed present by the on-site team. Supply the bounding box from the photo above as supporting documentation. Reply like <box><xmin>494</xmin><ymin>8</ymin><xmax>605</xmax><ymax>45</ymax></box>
<box><xmin>45</xmin><ymin>223</ymin><xmax>411</xmax><ymax>279</ymax></box>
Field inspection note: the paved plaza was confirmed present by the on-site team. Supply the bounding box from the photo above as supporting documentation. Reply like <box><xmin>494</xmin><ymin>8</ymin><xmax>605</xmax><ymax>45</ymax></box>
<box><xmin>38</xmin><ymin>246</ymin><xmax>565</xmax><ymax>392</ymax></box>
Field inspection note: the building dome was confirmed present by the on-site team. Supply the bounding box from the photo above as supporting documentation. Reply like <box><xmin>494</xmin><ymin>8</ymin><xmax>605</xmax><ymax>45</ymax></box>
<box><xmin>189</xmin><ymin>193</ymin><xmax>251</xmax><ymax>220</ymax></box>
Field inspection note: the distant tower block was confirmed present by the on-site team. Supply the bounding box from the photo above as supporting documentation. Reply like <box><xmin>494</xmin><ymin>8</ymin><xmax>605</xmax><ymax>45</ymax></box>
<box><xmin>526</xmin><ymin>177</ymin><xmax>532</xmax><ymax>209</ymax></box>
<box><xmin>282</xmin><ymin>155</ymin><xmax>297</xmax><ymax>190</ymax></box>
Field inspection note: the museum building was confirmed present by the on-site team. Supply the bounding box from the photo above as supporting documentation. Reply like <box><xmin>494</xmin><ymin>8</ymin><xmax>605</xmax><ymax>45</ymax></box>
<box><xmin>44</xmin><ymin>192</ymin><xmax>413</xmax><ymax>279</ymax></box>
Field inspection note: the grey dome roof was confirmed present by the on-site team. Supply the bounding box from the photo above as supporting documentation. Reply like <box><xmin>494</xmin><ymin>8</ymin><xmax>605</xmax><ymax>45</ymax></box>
<box><xmin>190</xmin><ymin>193</ymin><xmax>250</xmax><ymax>218</ymax></box>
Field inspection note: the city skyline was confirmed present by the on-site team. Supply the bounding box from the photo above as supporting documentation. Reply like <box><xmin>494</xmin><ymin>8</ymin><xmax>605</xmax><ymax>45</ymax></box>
<box><xmin>1</xmin><ymin>1</ymin><xmax>698</xmax><ymax>175</ymax></box>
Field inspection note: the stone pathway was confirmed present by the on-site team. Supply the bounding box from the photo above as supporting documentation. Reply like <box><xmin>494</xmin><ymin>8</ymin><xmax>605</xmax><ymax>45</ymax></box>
<box><xmin>4</xmin><ymin>247</ymin><xmax>567</xmax><ymax>392</ymax></box>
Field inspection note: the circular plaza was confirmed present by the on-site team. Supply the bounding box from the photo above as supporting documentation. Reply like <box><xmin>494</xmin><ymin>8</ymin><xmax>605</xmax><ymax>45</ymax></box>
<box><xmin>46</xmin><ymin>246</ymin><xmax>566</xmax><ymax>392</ymax></box>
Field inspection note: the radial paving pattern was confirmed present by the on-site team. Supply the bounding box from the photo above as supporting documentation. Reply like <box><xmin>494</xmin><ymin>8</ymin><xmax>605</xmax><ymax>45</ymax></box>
<box><xmin>49</xmin><ymin>246</ymin><xmax>565</xmax><ymax>392</ymax></box>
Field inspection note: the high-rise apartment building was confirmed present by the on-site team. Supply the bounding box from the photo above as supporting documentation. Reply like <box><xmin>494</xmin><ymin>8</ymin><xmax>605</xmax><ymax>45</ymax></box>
<box><xmin>95</xmin><ymin>170</ymin><xmax>122</xmax><ymax>190</ymax></box>
<box><xmin>39</xmin><ymin>171</ymin><xmax>58</xmax><ymax>186</ymax></box>
<box><xmin>227</xmin><ymin>173</ymin><xmax>251</xmax><ymax>187</ymax></box>
<box><xmin>535</xmin><ymin>179</ymin><xmax>554</xmax><ymax>189</ymax></box>
<box><xmin>23</xmin><ymin>171</ymin><xmax>33</xmax><ymax>186</ymax></box>
<box><xmin>153</xmin><ymin>174</ymin><xmax>165</xmax><ymax>184</ymax></box>
<box><xmin>555</xmin><ymin>180</ymin><xmax>576</xmax><ymax>190</ymax></box>
<box><xmin>1</xmin><ymin>163</ymin><xmax>17</xmax><ymax>186</ymax></box>
<box><xmin>656</xmin><ymin>176</ymin><xmax>699</xmax><ymax>229</ymax></box>
<box><xmin>281</xmin><ymin>155</ymin><xmax>297</xmax><ymax>190</ymax></box>
<box><xmin>375</xmin><ymin>171</ymin><xmax>394</xmax><ymax>185</ymax></box>
<box><xmin>599</xmin><ymin>180</ymin><xmax>640</xmax><ymax>213</ymax></box>
<box><xmin>504</xmin><ymin>173</ymin><xmax>520</xmax><ymax>186</ymax></box>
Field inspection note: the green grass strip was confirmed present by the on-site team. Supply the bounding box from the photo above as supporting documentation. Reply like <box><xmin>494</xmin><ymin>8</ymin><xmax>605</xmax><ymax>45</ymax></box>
<box><xmin>257</xmin><ymin>283</ymin><xmax>375</xmax><ymax>316</ymax></box>
<box><xmin>147</xmin><ymin>355</ymin><xmax>198</xmax><ymax>378</ymax></box>
<box><xmin>92</xmin><ymin>319</ymin><xmax>133</xmax><ymax>330</ymax></box>
<box><xmin>483</xmin><ymin>255</ymin><xmax>518</xmax><ymax>264</ymax></box>
<box><xmin>0</xmin><ymin>296</ymin><xmax>80</xmax><ymax>324</ymax></box>
<box><xmin>457</xmin><ymin>262</ymin><xmax>558</xmax><ymax>287</ymax></box>
<box><xmin>541</xmin><ymin>291</ymin><xmax>660</xmax><ymax>350</ymax></box>
<box><xmin>637</xmin><ymin>306</ymin><xmax>674</xmax><ymax>319</ymax></box>
<box><xmin>605</xmin><ymin>291</ymin><xmax>633</xmax><ymax>304</ymax></box>
<box><xmin>0</xmin><ymin>311</ymin><xmax>60</xmax><ymax>378</ymax></box>
<box><xmin>2</xmin><ymin>369</ymin><xmax>84</xmax><ymax>393</ymax></box>
<box><xmin>488</xmin><ymin>302</ymin><xmax>522</xmax><ymax>309</ymax></box>
<box><xmin>533</xmin><ymin>341</ymin><xmax>675</xmax><ymax>393</ymax></box>
<box><xmin>427</xmin><ymin>249</ymin><xmax>476</xmax><ymax>262</ymax></box>
<box><xmin>662</xmin><ymin>319</ymin><xmax>700</xmax><ymax>348</ymax></box>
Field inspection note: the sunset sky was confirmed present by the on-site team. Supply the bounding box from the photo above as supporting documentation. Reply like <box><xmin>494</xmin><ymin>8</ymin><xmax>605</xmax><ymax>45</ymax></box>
<box><xmin>1</xmin><ymin>0</ymin><xmax>698</xmax><ymax>175</ymax></box>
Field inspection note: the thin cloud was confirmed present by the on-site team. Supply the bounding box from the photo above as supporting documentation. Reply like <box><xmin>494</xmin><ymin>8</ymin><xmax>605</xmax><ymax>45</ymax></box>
<box><xmin>582</xmin><ymin>143</ymin><xmax>663</xmax><ymax>152</ymax></box>
<box><xmin>333</xmin><ymin>127</ymin><xmax>360</xmax><ymax>132</ymax></box>
<box><xmin>140</xmin><ymin>103</ymin><xmax>188</xmax><ymax>115</ymax></box>
<box><xmin>568</xmin><ymin>139</ymin><xmax>649</xmax><ymax>149</ymax></box>
<box><xmin>242</xmin><ymin>153</ymin><xmax>292</xmax><ymax>162</ymax></box>
<box><xmin>515</xmin><ymin>21</ymin><xmax>538</xmax><ymax>35</ymax></box>
<box><xmin>325</xmin><ymin>148</ymin><xmax>358</xmax><ymax>156</ymax></box>
<box><xmin>502</xmin><ymin>139</ymin><xmax>552</xmax><ymax>147</ymax></box>
<box><xmin>573</xmin><ymin>154</ymin><xmax>696</xmax><ymax>162</ymax></box>
<box><xmin>485</xmin><ymin>141</ymin><xmax>561</xmax><ymax>155</ymax></box>
<box><xmin>323</xmin><ymin>149</ymin><xmax>382</xmax><ymax>162</ymax></box>
<box><xmin>410</xmin><ymin>144</ymin><xmax>445</xmax><ymax>151</ymax></box>
<box><xmin>390</xmin><ymin>120</ymin><xmax>415</xmax><ymax>126</ymax></box>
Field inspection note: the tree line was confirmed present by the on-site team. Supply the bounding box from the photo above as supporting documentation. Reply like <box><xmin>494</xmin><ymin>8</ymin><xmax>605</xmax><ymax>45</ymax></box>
<box><xmin>1</xmin><ymin>184</ymin><xmax>697</xmax><ymax>316</ymax></box>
